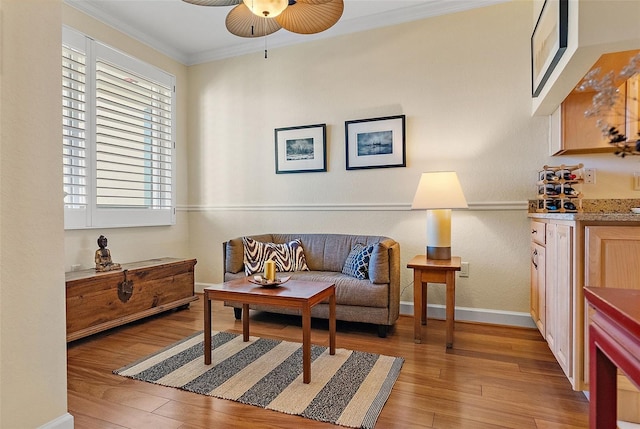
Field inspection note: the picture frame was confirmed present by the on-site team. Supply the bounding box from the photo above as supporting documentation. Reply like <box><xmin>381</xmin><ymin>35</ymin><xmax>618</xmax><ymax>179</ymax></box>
<box><xmin>531</xmin><ymin>0</ymin><xmax>568</xmax><ymax>97</ymax></box>
<box><xmin>345</xmin><ymin>115</ymin><xmax>406</xmax><ymax>170</ymax></box>
<box><xmin>274</xmin><ymin>124</ymin><xmax>327</xmax><ymax>174</ymax></box>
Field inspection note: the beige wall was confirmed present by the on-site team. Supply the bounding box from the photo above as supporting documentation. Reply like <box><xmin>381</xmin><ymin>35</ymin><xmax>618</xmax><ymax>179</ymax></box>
<box><xmin>186</xmin><ymin>0</ymin><xmax>640</xmax><ymax>316</ymax></box>
<box><xmin>187</xmin><ymin>1</ymin><xmax>547</xmax><ymax>314</ymax></box>
<box><xmin>62</xmin><ymin>4</ymin><xmax>193</xmax><ymax>271</ymax></box>
<box><xmin>0</xmin><ymin>0</ymin><xmax>69</xmax><ymax>427</ymax></box>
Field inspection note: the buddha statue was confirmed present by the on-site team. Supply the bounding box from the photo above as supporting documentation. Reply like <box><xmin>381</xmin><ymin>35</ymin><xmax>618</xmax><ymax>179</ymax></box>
<box><xmin>95</xmin><ymin>235</ymin><xmax>121</xmax><ymax>272</ymax></box>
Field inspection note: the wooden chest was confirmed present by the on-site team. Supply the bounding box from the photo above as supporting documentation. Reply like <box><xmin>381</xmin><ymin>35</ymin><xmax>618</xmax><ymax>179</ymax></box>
<box><xmin>66</xmin><ymin>257</ymin><xmax>197</xmax><ymax>342</ymax></box>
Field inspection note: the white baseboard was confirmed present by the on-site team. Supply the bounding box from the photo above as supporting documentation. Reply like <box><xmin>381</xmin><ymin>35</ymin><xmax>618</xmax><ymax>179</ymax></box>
<box><xmin>38</xmin><ymin>413</ymin><xmax>74</xmax><ymax>429</ymax></box>
<box><xmin>400</xmin><ymin>301</ymin><xmax>536</xmax><ymax>329</ymax></box>
<box><xmin>618</xmin><ymin>421</ymin><xmax>640</xmax><ymax>429</ymax></box>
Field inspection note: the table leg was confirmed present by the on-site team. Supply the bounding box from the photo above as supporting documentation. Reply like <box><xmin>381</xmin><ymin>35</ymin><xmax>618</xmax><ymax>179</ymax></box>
<box><xmin>445</xmin><ymin>271</ymin><xmax>455</xmax><ymax>348</ymax></box>
<box><xmin>242</xmin><ymin>303</ymin><xmax>249</xmax><ymax>342</ymax></box>
<box><xmin>204</xmin><ymin>292</ymin><xmax>212</xmax><ymax>365</ymax></box>
<box><xmin>413</xmin><ymin>269</ymin><xmax>423</xmax><ymax>344</ymax></box>
<box><xmin>302</xmin><ymin>305</ymin><xmax>311</xmax><ymax>384</ymax></box>
<box><xmin>329</xmin><ymin>291</ymin><xmax>336</xmax><ymax>355</ymax></box>
<box><xmin>589</xmin><ymin>324</ymin><xmax>618</xmax><ymax>429</ymax></box>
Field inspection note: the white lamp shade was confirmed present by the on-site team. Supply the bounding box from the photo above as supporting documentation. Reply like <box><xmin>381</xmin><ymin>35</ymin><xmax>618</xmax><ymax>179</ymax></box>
<box><xmin>243</xmin><ymin>0</ymin><xmax>288</xmax><ymax>17</ymax></box>
<box><xmin>411</xmin><ymin>171</ymin><xmax>468</xmax><ymax>210</ymax></box>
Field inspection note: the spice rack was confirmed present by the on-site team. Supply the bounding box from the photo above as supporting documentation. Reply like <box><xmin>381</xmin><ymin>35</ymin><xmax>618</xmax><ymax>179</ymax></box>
<box><xmin>536</xmin><ymin>164</ymin><xmax>584</xmax><ymax>213</ymax></box>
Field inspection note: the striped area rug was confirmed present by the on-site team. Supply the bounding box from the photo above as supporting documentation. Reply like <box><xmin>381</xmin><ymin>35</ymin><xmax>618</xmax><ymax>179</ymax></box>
<box><xmin>114</xmin><ymin>331</ymin><xmax>403</xmax><ymax>429</ymax></box>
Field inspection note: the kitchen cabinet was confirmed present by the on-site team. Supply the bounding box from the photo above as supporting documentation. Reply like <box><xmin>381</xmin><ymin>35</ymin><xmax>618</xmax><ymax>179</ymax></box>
<box><xmin>530</xmin><ymin>212</ymin><xmax>640</xmax><ymax>398</ymax></box>
<box><xmin>551</xmin><ymin>50</ymin><xmax>639</xmax><ymax>155</ymax></box>
<box><xmin>529</xmin><ymin>219</ymin><xmax>575</xmax><ymax>382</ymax></box>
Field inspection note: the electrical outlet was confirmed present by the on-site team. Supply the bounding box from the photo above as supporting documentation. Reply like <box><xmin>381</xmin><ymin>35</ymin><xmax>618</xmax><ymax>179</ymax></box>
<box><xmin>460</xmin><ymin>262</ymin><xmax>469</xmax><ymax>278</ymax></box>
<box><xmin>71</xmin><ymin>264</ymin><xmax>81</xmax><ymax>271</ymax></box>
<box><xmin>584</xmin><ymin>168</ymin><xmax>596</xmax><ymax>184</ymax></box>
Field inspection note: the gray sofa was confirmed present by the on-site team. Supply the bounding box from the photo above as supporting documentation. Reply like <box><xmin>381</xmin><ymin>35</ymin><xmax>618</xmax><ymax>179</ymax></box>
<box><xmin>223</xmin><ymin>233</ymin><xmax>401</xmax><ymax>337</ymax></box>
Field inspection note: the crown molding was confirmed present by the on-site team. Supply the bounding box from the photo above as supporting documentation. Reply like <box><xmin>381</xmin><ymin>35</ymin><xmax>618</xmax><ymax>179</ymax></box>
<box><xmin>64</xmin><ymin>0</ymin><xmax>192</xmax><ymax>65</ymax></box>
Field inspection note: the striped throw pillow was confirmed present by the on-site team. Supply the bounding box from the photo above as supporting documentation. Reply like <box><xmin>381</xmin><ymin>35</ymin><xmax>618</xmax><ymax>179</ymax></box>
<box><xmin>242</xmin><ymin>237</ymin><xmax>310</xmax><ymax>276</ymax></box>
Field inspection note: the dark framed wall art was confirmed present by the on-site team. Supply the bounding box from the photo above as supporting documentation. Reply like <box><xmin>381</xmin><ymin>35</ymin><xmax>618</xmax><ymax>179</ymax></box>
<box><xmin>345</xmin><ymin>115</ymin><xmax>406</xmax><ymax>170</ymax></box>
<box><xmin>274</xmin><ymin>124</ymin><xmax>327</xmax><ymax>174</ymax></box>
<box><xmin>531</xmin><ymin>0</ymin><xmax>568</xmax><ymax>97</ymax></box>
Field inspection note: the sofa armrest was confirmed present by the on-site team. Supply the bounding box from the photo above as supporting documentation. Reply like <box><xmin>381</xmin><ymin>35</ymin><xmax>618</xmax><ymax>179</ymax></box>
<box><xmin>386</xmin><ymin>241</ymin><xmax>401</xmax><ymax>325</ymax></box>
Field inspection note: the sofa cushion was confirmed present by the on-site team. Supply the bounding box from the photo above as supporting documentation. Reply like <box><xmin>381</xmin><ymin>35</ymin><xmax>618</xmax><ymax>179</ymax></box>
<box><xmin>342</xmin><ymin>243</ymin><xmax>374</xmax><ymax>280</ymax></box>
<box><xmin>242</xmin><ymin>237</ymin><xmax>309</xmax><ymax>275</ymax></box>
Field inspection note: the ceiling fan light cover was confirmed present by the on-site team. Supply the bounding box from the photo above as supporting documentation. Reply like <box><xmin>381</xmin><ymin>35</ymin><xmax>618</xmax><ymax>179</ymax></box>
<box><xmin>243</xmin><ymin>0</ymin><xmax>288</xmax><ymax>17</ymax></box>
<box><xmin>226</xmin><ymin>3</ymin><xmax>282</xmax><ymax>37</ymax></box>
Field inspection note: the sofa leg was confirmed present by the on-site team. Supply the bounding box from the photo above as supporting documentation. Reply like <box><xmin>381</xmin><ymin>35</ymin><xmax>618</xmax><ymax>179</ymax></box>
<box><xmin>377</xmin><ymin>325</ymin><xmax>388</xmax><ymax>338</ymax></box>
<box><xmin>233</xmin><ymin>307</ymin><xmax>242</xmax><ymax>320</ymax></box>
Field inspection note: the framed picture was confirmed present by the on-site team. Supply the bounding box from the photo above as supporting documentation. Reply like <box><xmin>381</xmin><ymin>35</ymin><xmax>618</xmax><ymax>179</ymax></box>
<box><xmin>345</xmin><ymin>115</ymin><xmax>406</xmax><ymax>170</ymax></box>
<box><xmin>274</xmin><ymin>124</ymin><xmax>327</xmax><ymax>174</ymax></box>
<box><xmin>531</xmin><ymin>0</ymin><xmax>568</xmax><ymax>97</ymax></box>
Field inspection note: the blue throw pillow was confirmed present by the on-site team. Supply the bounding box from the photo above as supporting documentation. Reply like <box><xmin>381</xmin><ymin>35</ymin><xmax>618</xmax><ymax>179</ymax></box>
<box><xmin>342</xmin><ymin>243</ymin><xmax>374</xmax><ymax>280</ymax></box>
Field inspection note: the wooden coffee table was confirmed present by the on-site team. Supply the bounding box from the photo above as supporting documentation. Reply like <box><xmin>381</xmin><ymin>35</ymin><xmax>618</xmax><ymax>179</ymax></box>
<box><xmin>203</xmin><ymin>278</ymin><xmax>336</xmax><ymax>384</ymax></box>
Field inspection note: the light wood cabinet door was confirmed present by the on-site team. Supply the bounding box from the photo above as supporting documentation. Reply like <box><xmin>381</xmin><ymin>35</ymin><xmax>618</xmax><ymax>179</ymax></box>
<box><xmin>585</xmin><ymin>226</ymin><xmax>640</xmax><ymax>288</ymax></box>
<box><xmin>553</xmin><ymin>224</ymin><xmax>573</xmax><ymax>377</ymax></box>
<box><xmin>545</xmin><ymin>223</ymin><xmax>573</xmax><ymax>378</ymax></box>
<box><xmin>530</xmin><ymin>242</ymin><xmax>545</xmax><ymax>336</ymax></box>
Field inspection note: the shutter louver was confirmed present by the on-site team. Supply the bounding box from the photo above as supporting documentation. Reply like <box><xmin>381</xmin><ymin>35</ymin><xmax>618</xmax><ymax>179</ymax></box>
<box><xmin>63</xmin><ymin>45</ymin><xmax>87</xmax><ymax>210</ymax></box>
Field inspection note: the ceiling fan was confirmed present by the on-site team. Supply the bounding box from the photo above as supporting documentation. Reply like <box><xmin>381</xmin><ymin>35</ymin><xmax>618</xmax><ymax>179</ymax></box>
<box><xmin>182</xmin><ymin>0</ymin><xmax>344</xmax><ymax>38</ymax></box>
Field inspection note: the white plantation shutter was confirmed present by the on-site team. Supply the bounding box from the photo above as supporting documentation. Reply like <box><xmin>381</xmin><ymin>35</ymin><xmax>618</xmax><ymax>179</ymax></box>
<box><xmin>62</xmin><ymin>27</ymin><xmax>176</xmax><ymax>229</ymax></box>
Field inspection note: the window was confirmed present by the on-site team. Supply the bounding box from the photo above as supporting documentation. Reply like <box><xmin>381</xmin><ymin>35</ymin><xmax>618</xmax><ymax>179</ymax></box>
<box><xmin>62</xmin><ymin>27</ymin><xmax>176</xmax><ymax>229</ymax></box>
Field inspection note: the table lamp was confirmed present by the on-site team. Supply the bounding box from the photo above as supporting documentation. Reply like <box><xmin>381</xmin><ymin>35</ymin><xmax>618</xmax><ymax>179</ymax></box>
<box><xmin>411</xmin><ymin>171</ymin><xmax>468</xmax><ymax>260</ymax></box>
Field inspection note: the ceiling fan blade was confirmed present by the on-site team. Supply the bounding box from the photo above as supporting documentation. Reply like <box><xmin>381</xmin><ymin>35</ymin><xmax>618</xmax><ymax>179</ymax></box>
<box><xmin>226</xmin><ymin>3</ymin><xmax>282</xmax><ymax>38</ymax></box>
<box><xmin>276</xmin><ymin>0</ymin><xmax>343</xmax><ymax>34</ymax></box>
<box><xmin>182</xmin><ymin>0</ymin><xmax>242</xmax><ymax>6</ymax></box>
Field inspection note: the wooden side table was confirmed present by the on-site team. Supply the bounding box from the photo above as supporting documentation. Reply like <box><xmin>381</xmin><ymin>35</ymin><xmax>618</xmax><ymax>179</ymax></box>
<box><xmin>407</xmin><ymin>255</ymin><xmax>461</xmax><ymax>348</ymax></box>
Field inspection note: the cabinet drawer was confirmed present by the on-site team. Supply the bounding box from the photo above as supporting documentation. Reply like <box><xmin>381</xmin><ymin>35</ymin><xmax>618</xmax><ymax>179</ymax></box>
<box><xmin>531</xmin><ymin>221</ymin><xmax>545</xmax><ymax>245</ymax></box>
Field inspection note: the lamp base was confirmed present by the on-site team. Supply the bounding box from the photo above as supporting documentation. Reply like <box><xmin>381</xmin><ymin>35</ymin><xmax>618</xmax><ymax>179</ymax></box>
<box><xmin>427</xmin><ymin>246</ymin><xmax>451</xmax><ymax>260</ymax></box>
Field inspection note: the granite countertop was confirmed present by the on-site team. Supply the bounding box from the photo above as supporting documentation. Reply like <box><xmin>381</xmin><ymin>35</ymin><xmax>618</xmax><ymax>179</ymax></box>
<box><xmin>528</xmin><ymin>212</ymin><xmax>640</xmax><ymax>221</ymax></box>
<box><xmin>528</xmin><ymin>199</ymin><xmax>640</xmax><ymax>222</ymax></box>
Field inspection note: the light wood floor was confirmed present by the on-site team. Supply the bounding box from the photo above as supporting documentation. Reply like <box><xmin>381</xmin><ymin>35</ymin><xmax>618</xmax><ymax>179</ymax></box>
<box><xmin>67</xmin><ymin>295</ymin><xmax>589</xmax><ymax>428</ymax></box>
